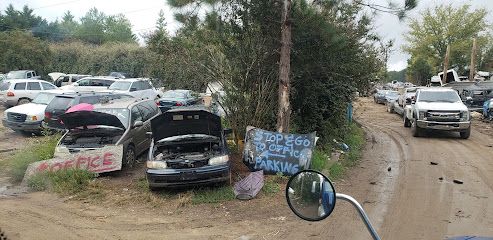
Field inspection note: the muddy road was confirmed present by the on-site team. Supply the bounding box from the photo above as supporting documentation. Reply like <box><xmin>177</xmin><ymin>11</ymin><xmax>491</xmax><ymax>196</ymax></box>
<box><xmin>0</xmin><ymin>98</ymin><xmax>492</xmax><ymax>239</ymax></box>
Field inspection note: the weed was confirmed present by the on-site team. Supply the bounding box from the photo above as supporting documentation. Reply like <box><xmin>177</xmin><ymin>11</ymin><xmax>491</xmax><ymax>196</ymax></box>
<box><xmin>27</xmin><ymin>169</ymin><xmax>96</xmax><ymax>195</ymax></box>
<box><xmin>262</xmin><ymin>177</ymin><xmax>280</xmax><ymax>195</ymax></box>
<box><xmin>9</xmin><ymin>134</ymin><xmax>60</xmax><ymax>182</ymax></box>
<box><xmin>191</xmin><ymin>186</ymin><xmax>235</xmax><ymax>204</ymax></box>
<box><xmin>310</xmin><ymin>149</ymin><xmax>329</xmax><ymax>171</ymax></box>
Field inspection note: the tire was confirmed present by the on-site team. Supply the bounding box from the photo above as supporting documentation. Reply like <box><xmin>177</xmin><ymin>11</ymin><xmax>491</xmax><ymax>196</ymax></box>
<box><xmin>387</xmin><ymin>103</ymin><xmax>394</xmax><ymax>113</ymax></box>
<box><xmin>403</xmin><ymin>114</ymin><xmax>411</xmax><ymax>128</ymax></box>
<box><xmin>411</xmin><ymin>119</ymin><xmax>423</xmax><ymax>137</ymax></box>
<box><xmin>17</xmin><ymin>98</ymin><xmax>30</xmax><ymax>105</ymax></box>
<box><xmin>460</xmin><ymin>127</ymin><xmax>471</xmax><ymax>139</ymax></box>
<box><xmin>123</xmin><ymin>144</ymin><xmax>136</xmax><ymax>168</ymax></box>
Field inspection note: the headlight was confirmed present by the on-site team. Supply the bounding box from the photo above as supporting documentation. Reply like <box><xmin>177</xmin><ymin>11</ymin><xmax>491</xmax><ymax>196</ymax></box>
<box><xmin>418</xmin><ymin>111</ymin><xmax>426</xmax><ymax>120</ymax></box>
<box><xmin>147</xmin><ymin>161</ymin><xmax>167</xmax><ymax>169</ymax></box>
<box><xmin>209</xmin><ymin>155</ymin><xmax>229</xmax><ymax>165</ymax></box>
<box><xmin>27</xmin><ymin>115</ymin><xmax>37</xmax><ymax>121</ymax></box>
<box><xmin>460</xmin><ymin>111</ymin><xmax>470</xmax><ymax>121</ymax></box>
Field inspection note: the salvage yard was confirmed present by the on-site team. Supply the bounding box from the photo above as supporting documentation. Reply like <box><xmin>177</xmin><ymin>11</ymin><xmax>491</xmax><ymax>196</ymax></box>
<box><xmin>1</xmin><ymin>98</ymin><xmax>492</xmax><ymax>239</ymax></box>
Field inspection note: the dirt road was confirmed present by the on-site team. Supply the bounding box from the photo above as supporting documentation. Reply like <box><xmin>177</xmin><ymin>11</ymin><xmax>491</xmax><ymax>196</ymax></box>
<box><xmin>0</xmin><ymin>98</ymin><xmax>492</xmax><ymax>239</ymax></box>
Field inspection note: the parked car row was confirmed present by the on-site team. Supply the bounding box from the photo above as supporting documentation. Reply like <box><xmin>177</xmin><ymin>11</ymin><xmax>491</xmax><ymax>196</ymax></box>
<box><xmin>1</xmin><ymin>73</ymin><xmax>228</xmax><ymax>189</ymax></box>
<box><xmin>375</xmin><ymin>85</ymin><xmax>472</xmax><ymax>139</ymax></box>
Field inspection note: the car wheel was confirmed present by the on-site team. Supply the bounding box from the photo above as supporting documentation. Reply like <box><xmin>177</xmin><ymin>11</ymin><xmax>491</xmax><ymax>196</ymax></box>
<box><xmin>387</xmin><ymin>103</ymin><xmax>393</xmax><ymax>113</ymax></box>
<box><xmin>123</xmin><ymin>145</ymin><xmax>136</xmax><ymax>168</ymax></box>
<box><xmin>17</xmin><ymin>98</ymin><xmax>30</xmax><ymax>105</ymax></box>
<box><xmin>460</xmin><ymin>127</ymin><xmax>471</xmax><ymax>139</ymax></box>
<box><xmin>411</xmin><ymin>119</ymin><xmax>422</xmax><ymax>137</ymax></box>
<box><xmin>403</xmin><ymin>114</ymin><xmax>411</xmax><ymax>128</ymax></box>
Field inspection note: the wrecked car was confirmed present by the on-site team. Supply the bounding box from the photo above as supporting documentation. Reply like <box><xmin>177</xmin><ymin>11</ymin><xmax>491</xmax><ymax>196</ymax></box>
<box><xmin>146</xmin><ymin>107</ymin><xmax>232</xmax><ymax>189</ymax></box>
<box><xmin>56</xmin><ymin>98</ymin><xmax>160</xmax><ymax>169</ymax></box>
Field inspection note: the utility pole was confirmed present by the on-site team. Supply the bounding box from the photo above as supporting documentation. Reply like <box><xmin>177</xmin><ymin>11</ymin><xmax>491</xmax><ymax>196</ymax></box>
<box><xmin>469</xmin><ymin>38</ymin><xmax>477</xmax><ymax>81</ymax></box>
<box><xmin>442</xmin><ymin>45</ymin><xmax>450</xmax><ymax>84</ymax></box>
<box><xmin>277</xmin><ymin>0</ymin><xmax>292</xmax><ymax>133</ymax></box>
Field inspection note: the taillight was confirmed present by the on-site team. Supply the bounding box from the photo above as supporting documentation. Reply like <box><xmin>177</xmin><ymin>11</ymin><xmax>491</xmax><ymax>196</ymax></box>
<box><xmin>156</xmin><ymin>101</ymin><xmax>160</xmax><ymax>106</ymax></box>
<box><xmin>6</xmin><ymin>91</ymin><xmax>14</xmax><ymax>97</ymax></box>
<box><xmin>175</xmin><ymin>102</ymin><xmax>183</xmax><ymax>106</ymax></box>
<box><xmin>45</xmin><ymin>112</ymin><xmax>51</xmax><ymax>120</ymax></box>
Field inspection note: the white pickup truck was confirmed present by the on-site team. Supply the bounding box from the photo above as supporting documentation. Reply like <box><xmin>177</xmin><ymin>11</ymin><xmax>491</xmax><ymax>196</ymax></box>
<box><xmin>403</xmin><ymin>88</ymin><xmax>471</xmax><ymax>139</ymax></box>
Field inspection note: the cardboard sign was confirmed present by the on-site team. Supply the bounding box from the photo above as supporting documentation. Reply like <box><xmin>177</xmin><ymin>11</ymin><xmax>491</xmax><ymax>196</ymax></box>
<box><xmin>243</xmin><ymin>127</ymin><xmax>316</xmax><ymax>176</ymax></box>
<box><xmin>23</xmin><ymin>145</ymin><xmax>124</xmax><ymax>180</ymax></box>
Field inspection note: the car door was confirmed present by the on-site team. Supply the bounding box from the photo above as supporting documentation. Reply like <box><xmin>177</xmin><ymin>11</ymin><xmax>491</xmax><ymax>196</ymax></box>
<box><xmin>13</xmin><ymin>82</ymin><xmax>27</xmax><ymax>101</ymax></box>
<box><xmin>136</xmin><ymin>101</ymin><xmax>159</xmax><ymax>152</ymax></box>
<box><xmin>130</xmin><ymin>105</ymin><xmax>146</xmax><ymax>152</ymax></box>
<box><xmin>26</xmin><ymin>82</ymin><xmax>42</xmax><ymax>100</ymax></box>
<box><xmin>140</xmin><ymin>81</ymin><xmax>156</xmax><ymax>99</ymax></box>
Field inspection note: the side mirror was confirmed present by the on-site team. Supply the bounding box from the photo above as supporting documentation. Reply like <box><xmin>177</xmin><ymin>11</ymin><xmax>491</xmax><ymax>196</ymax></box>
<box><xmin>130</xmin><ymin>87</ymin><xmax>137</xmax><ymax>92</ymax></box>
<box><xmin>466</xmin><ymin>96</ymin><xmax>473</xmax><ymax>103</ymax></box>
<box><xmin>223</xmin><ymin>128</ymin><xmax>233</xmax><ymax>135</ymax></box>
<box><xmin>133</xmin><ymin>120</ymin><xmax>143</xmax><ymax>128</ymax></box>
<box><xmin>146</xmin><ymin>131</ymin><xmax>152</xmax><ymax>139</ymax></box>
<box><xmin>286</xmin><ymin>170</ymin><xmax>336</xmax><ymax>221</ymax></box>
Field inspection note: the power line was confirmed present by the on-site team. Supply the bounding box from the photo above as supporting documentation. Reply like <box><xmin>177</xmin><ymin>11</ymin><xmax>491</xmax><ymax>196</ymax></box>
<box><xmin>33</xmin><ymin>0</ymin><xmax>83</xmax><ymax>10</ymax></box>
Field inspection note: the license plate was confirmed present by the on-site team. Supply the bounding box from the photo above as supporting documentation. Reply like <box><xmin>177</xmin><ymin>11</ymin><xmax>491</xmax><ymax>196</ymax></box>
<box><xmin>180</xmin><ymin>172</ymin><xmax>196</xmax><ymax>181</ymax></box>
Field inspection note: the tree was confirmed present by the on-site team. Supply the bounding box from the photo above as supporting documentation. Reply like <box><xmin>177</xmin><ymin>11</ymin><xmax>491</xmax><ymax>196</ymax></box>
<box><xmin>0</xmin><ymin>4</ymin><xmax>44</xmax><ymax>31</ymax></box>
<box><xmin>407</xmin><ymin>57</ymin><xmax>432</xmax><ymax>85</ymax></box>
<box><xmin>0</xmin><ymin>31</ymin><xmax>51</xmax><ymax>74</ymax></box>
<box><xmin>404</xmin><ymin>4</ymin><xmax>489</xmax><ymax>74</ymax></box>
<box><xmin>76</xmin><ymin>8</ymin><xmax>106</xmax><ymax>44</ymax></box>
<box><xmin>104</xmin><ymin>14</ymin><xmax>136</xmax><ymax>43</ymax></box>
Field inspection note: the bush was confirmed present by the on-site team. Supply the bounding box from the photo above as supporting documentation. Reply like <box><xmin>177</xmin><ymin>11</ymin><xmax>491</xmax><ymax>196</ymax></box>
<box><xmin>9</xmin><ymin>135</ymin><xmax>60</xmax><ymax>182</ymax></box>
<box><xmin>27</xmin><ymin>169</ymin><xmax>96</xmax><ymax>195</ymax></box>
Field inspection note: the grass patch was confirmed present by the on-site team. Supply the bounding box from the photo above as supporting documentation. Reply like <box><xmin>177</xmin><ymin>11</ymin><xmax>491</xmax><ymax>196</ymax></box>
<box><xmin>9</xmin><ymin>134</ymin><xmax>60</xmax><ymax>182</ymax></box>
<box><xmin>327</xmin><ymin>123</ymin><xmax>365</xmax><ymax>179</ymax></box>
<box><xmin>310</xmin><ymin>149</ymin><xmax>329</xmax><ymax>171</ymax></box>
<box><xmin>27</xmin><ymin>169</ymin><xmax>96</xmax><ymax>195</ymax></box>
<box><xmin>191</xmin><ymin>186</ymin><xmax>235</xmax><ymax>204</ymax></box>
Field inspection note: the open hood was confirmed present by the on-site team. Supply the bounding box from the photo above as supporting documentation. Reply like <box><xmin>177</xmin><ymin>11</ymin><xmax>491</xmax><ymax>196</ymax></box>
<box><xmin>59</xmin><ymin>111</ymin><xmax>125</xmax><ymax>130</ymax></box>
<box><xmin>151</xmin><ymin>109</ymin><xmax>221</xmax><ymax>142</ymax></box>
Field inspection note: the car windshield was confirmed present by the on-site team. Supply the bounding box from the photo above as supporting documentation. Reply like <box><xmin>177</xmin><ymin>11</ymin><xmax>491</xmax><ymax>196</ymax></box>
<box><xmin>386</xmin><ymin>92</ymin><xmax>399</xmax><ymax>97</ymax></box>
<box><xmin>6</xmin><ymin>71</ymin><xmax>26</xmax><ymax>79</ymax></box>
<box><xmin>49</xmin><ymin>96</ymin><xmax>75</xmax><ymax>109</ymax></box>
<box><xmin>95</xmin><ymin>108</ymin><xmax>130</xmax><ymax>129</ymax></box>
<box><xmin>162</xmin><ymin>91</ymin><xmax>187</xmax><ymax>99</ymax></box>
<box><xmin>418</xmin><ymin>91</ymin><xmax>461</xmax><ymax>103</ymax></box>
<box><xmin>32</xmin><ymin>93</ymin><xmax>56</xmax><ymax>105</ymax></box>
<box><xmin>109</xmin><ymin>81</ymin><xmax>132</xmax><ymax>91</ymax></box>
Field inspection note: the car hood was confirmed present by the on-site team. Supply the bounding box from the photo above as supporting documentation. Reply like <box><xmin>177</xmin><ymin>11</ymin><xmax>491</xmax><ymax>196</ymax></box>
<box><xmin>59</xmin><ymin>111</ymin><xmax>125</xmax><ymax>130</ymax></box>
<box><xmin>5</xmin><ymin>103</ymin><xmax>47</xmax><ymax>115</ymax></box>
<box><xmin>415</xmin><ymin>101</ymin><xmax>468</xmax><ymax>111</ymax></box>
<box><xmin>151</xmin><ymin>109</ymin><xmax>221</xmax><ymax>142</ymax></box>
<box><xmin>158</xmin><ymin>97</ymin><xmax>185</xmax><ymax>102</ymax></box>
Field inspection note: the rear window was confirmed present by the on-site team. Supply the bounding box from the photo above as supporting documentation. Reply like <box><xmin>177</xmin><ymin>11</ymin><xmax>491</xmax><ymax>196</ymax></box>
<box><xmin>14</xmin><ymin>82</ymin><xmax>26</xmax><ymax>90</ymax></box>
<box><xmin>80</xmin><ymin>96</ymin><xmax>103</xmax><ymax>104</ymax></box>
<box><xmin>49</xmin><ymin>96</ymin><xmax>75</xmax><ymax>110</ymax></box>
<box><xmin>0</xmin><ymin>82</ymin><xmax>10</xmax><ymax>91</ymax></box>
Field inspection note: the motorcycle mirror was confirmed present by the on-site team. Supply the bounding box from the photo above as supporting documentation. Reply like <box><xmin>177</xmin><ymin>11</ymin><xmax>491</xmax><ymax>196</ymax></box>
<box><xmin>285</xmin><ymin>170</ymin><xmax>336</xmax><ymax>221</ymax></box>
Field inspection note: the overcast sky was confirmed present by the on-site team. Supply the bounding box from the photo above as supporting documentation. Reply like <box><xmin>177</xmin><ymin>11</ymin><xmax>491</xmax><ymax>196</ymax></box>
<box><xmin>1</xmin><ymin>0</ymin><xmax>492</xmax><ymax>71</ymax></box>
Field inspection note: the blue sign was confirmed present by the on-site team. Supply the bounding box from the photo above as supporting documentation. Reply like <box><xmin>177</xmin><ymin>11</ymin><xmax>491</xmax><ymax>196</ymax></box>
<box><xmin>243</xmin><ymin>127</ymin><xmax>317</xmax><ymax>176</ymax></box>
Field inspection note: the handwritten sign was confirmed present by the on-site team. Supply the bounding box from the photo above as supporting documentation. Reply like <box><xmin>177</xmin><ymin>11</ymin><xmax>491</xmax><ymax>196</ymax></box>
<box><xmin>23</xmin><ymin>145</ymin><xmax>123</xmax><ymax>181</ymax></box>
<box><xmin>243</xmin><ymin>127</ymin><xmax>316</xmax><ymax>176</ymax></box>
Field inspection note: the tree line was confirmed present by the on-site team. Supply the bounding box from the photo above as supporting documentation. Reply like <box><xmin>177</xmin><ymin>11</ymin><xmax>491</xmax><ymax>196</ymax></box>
<box><xmin>0</xmin><ymin>1</ymin><xmax>394</xmax><ymax>146</ymax></box>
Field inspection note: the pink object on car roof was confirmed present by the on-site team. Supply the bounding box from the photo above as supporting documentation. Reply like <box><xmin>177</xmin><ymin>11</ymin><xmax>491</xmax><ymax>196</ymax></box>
<box><xmin>65</xmin><ymin>103</ymin><xmax>94</xmax><ymax>113</ymax></box>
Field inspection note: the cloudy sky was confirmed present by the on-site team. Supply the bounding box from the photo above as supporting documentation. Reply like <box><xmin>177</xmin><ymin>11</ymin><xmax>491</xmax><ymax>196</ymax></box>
<box><xmin>1</xmin><ymin>0</ymin><xmax>492</xmax><ymax>71</ymax></box>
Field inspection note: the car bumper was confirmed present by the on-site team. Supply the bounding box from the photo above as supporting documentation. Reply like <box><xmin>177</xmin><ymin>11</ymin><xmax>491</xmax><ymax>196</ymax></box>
<box><xmin>2</xmin><ymin>119</ymin><xmax>42</xmax><ymax>131</ymax></box>
<box><xmin>416</xmin><ymin>120</ymin><xmax>470</xmax><ymax>131</ymax></box>
<box><xmin>146</xmin><ymin>164</ymin><xmax>230</xmax><ymax>188</ymax></box>
<box><xmin>0</xmin><ymin>99</ymin><xmax>17</xmax><ymax>107</ymax></box>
